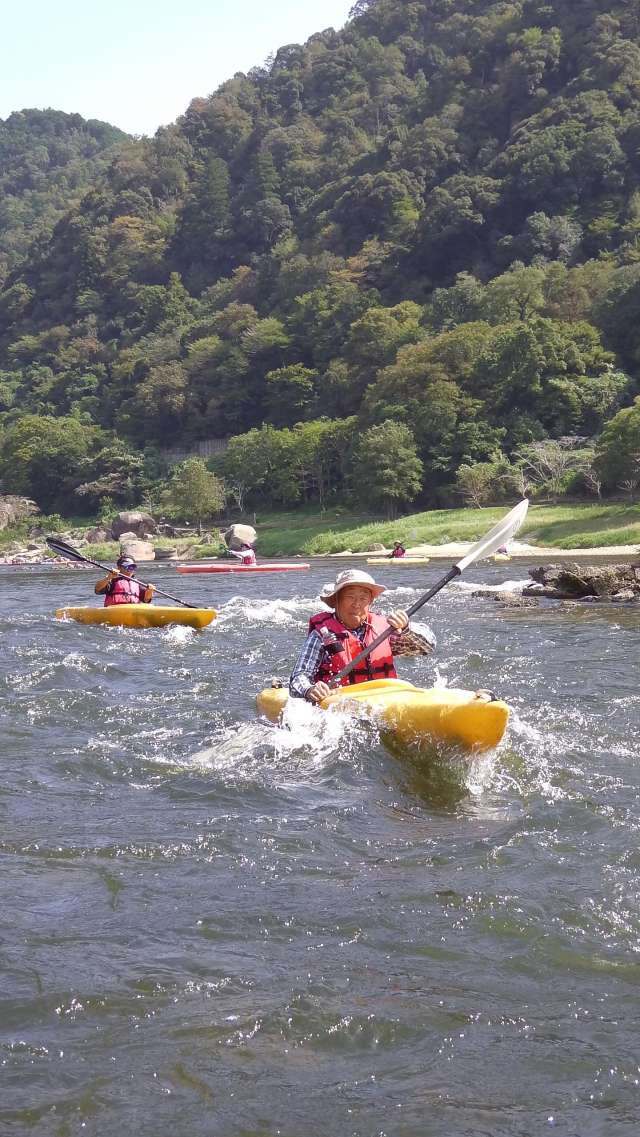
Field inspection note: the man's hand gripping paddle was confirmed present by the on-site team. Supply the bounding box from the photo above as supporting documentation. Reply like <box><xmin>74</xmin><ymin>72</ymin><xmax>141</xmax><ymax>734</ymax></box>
<box><xmin>331</xmin><ymin>499</ymin><xmax>530</xmax><ymax>686</ymax></box>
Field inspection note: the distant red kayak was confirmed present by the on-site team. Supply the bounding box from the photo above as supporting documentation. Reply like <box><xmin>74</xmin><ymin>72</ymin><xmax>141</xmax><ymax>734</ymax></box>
<box><xmin>177</xmin><ymin>562</ymin><xmax>310</xmax><ymax>574</ymax></box>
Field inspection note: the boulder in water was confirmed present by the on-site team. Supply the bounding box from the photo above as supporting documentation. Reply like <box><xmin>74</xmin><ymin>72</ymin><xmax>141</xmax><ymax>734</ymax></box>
<box><xmin>494</xmin><ymin>590</ymin><xmax>538</xmax><ymax>608</ymax></box>
<box><xmin>526</xmin><ymin>563</ymin><xmax>640</xmax><ymax>600</ymax></box>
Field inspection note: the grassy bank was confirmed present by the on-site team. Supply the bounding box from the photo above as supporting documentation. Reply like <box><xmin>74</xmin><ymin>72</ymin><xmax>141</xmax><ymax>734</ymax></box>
<box><xmin>3</xmin><ymin>502</ymin><xmax>638</xmax><ymax>560</ymax></box>
<box><xmin>254</xmin><ymin>503</ymin><xmax>640</xmax><ymax>556</ymax></box>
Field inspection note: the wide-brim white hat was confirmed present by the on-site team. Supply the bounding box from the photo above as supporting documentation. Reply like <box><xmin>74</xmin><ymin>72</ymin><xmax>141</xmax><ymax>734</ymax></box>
<box><xmin>322</xmin><ymin>569</ymin><xmax>385</xmax><ymax>607</ymax></box>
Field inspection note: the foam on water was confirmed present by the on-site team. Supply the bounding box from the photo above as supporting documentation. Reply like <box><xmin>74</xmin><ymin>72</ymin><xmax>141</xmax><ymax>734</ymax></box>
<box><xmin>161</xmin><ymin>623</ymin><xmax>196</xmax><ymax>645</ymax></box>
<box><xmin>216</xmin><ymin>593</ymin><xmax>316</xmax><ymax>628</ymax></box>
<box><xmin>453</xmin><ymin>576</ymin><xmax>531</xmax><ymax>593</ymax></box>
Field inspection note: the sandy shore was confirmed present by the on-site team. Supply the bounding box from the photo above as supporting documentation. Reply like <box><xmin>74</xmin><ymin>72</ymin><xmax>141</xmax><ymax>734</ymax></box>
<box><xmin>324</xmin><ymin>540</ymin><xmax>639</xmax><ymax>562</ymax></box>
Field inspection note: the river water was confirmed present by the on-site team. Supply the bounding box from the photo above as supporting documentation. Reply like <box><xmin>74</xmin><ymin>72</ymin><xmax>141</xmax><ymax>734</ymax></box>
<box><xmin>1</xmin><ymin>559</ymin><xmax>639</xmax><ymax>1137</ymax></box>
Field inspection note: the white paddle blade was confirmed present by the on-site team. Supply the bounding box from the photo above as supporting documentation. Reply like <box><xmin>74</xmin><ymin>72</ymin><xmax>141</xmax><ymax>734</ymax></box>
<box><xmin>456</xmin><ymin>499</ymin><xmax>529</xmax><ymax>572</ymax></box>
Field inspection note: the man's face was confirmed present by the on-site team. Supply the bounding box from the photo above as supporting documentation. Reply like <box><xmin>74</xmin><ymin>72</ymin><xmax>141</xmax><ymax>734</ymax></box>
<box><xmin>335</xmin><ymin>585</ymin><xmax>374</xmax><ymax>629</ymax></box>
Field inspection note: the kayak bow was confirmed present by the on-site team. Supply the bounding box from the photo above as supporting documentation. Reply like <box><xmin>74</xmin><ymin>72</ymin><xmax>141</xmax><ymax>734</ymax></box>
<box><xmin>257</xmin><ymin>679</ymin><xmax>509</xmax><ymax>753</ymax></box>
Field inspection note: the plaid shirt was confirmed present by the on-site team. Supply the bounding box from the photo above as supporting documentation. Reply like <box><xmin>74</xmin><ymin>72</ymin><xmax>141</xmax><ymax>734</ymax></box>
<box><xmin>289</xmin><ymin>618</ymin><xmax>409</xmax><ymax>698</ymax></box>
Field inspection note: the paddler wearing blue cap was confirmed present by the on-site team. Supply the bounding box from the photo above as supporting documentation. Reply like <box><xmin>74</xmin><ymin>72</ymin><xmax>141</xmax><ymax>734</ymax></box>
<box><xmin>290</xmin><ymin>568</ymin><xmax>432</xmax><ymax>705</ymax></box>
<box><xmin>94</xmin><ymin>554</ymin><xmax>155</xmax><ymax>607</ymax></box>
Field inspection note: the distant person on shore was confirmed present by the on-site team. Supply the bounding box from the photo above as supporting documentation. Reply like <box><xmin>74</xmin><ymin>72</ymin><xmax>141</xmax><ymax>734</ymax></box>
<box><xmin>390</xmin><ymin>541</ymin><xmax>406</xmax><ymax>559</ymax></box>
<box><xmin>290</xmin><ymin>569</ymin><xmax>414</xmax><ymax>703</ymax></box>
<box><xmin>229</xmin><ymin>542</ymin><xmax>257</xmax><ymax>566</ymax></box>
<box><xmin>94</xmin><ymin>555</ymin><xmax>155</xmax><ymax>606</ymax></box>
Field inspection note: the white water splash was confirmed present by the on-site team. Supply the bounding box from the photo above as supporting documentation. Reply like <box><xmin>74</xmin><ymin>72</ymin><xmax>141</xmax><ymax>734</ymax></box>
<box><xmin>216</xmin><ymin>594</ymin><xmax>316</xmax><ymax>629</ymax></box>
<box><xmin>161</xmin><ymin>624</ymin><xmax>196</xmax><ymax>645</ymax></box>
<box><xmin>190</xmin><ymin>722</ymin><xmax>275</xmax><ymax>771</ymax></box>
<box><xmin>453</xmin><ymin>577</ymin><xmax>531</xmax><ymax>594</ymax></box>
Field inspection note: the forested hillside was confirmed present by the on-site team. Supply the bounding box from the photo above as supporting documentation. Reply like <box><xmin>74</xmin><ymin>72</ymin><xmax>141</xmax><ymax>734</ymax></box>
<box><xmin>0</xmin><ymin>109</ymin><xmax>128</xmax><ymax>280</ymax></box>
<box><xmin>2</xmin><ymin>0</ymin><xmax>640</xmax><ymax>516</ymax></box>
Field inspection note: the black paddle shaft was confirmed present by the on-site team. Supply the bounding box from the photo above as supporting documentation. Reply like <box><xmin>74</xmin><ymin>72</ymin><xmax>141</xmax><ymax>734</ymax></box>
<box><xmin>330</xmin><ymin>565</ymin><xmax>460</xmax><ymax>686</ymax></box>
<box><xmin>46</xmin><ymin>536</ymin><xmax>200</xmax><ymax>609</ymax></box>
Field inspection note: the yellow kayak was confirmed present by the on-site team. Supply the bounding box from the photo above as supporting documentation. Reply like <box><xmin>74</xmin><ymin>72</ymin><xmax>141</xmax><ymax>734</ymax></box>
<box><xmin>257</xmin><ymin>679</ymin><xmax>508</xmax><ymax>752</ymax></box>
<box><xmin>55</xmin><ymin>605</ymin><xmax>216</xmax><ymax>630</ymax></box>
<box><xmin>366</xmin><ymin>557</ymin><xmax>430</xmax><ymax>566</ymax></box>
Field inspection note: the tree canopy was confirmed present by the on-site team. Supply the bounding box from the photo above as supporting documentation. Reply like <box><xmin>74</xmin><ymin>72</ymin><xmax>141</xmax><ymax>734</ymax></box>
<box><xmin>1</xmin><ymin>2</ymin><xmax>640</xmax><ymax>513</ymax></box>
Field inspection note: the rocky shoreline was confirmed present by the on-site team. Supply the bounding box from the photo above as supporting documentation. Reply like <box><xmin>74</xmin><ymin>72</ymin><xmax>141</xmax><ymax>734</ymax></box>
<box><xmin>472</xmin><ymin>562</ymin><xmax>640</xmax><ymax>606</ymax></box>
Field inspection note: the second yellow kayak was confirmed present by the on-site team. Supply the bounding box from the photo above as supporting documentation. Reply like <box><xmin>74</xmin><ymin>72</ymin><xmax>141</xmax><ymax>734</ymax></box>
<box><xmin>257</xmin><ymin>679</ymin><xmax>508</xmax><ymax>752</ymax></box>
<box><xmin>55</xmin><ymin>605</ymin><xmax>217</xmax><ymax>630</ymax></box>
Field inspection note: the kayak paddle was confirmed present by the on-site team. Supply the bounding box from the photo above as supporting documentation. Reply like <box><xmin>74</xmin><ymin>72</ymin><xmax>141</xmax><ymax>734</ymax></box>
<box><xmin>332</xmin><ymin>499</ymin><xmax>530</xmax><ymax>686</ymax></box>
<box><xmin>46</xmin><ymin>536</ymin><xmax>201</xmax><ymax>609</ymax></box>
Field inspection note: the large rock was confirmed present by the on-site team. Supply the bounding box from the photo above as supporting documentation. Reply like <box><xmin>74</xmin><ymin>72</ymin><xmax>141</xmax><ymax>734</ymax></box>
<box><xmin>0</xmin><ymin>495</ymin><xmax>38</xmax><ymax>530</ymax></box>
<box><xmin>85</xmin><ymin>526</ymin><xmax>111</xmax><ymax>544</ymax></box>
<box><xmin>525</xmin><ymin>563</ymin><xmax>640</xmax><ymax>600</ymax></box>
<box><xmin>111</xmin><ymin>511</ymin><xmax>157</xmax><ymax>540</ymax></box>
<box><xmin>119</xmin><ymin>534</ymin><xmax>155</xmax><ymax>561</ymax></box>
<box><xmin>494</xmin><ymin>590</ymin><xmax>538</xmax><ymax>608</ymax></box>
<box><xmin>224</xmin><ymin>523</ymin><xmax>257</xmax><ymax>550</ymax></box>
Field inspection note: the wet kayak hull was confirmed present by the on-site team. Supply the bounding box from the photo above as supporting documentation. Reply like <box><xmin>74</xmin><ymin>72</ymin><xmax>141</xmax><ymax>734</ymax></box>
<box><xmin>256</xmin><ymin>679</ymin><xmax>508</xmax><ymax>753</ymax></box>
<box><xmin>55</xmin><ymin>605</ymin><xmax>216</xmax><ymax>629</ymax></box>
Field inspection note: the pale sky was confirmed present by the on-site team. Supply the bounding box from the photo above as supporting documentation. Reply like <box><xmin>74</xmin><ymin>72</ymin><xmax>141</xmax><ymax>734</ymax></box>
<box><xmin>0</xmin><ymin>0</ymin><xmax>355</xmax><ymax>136</ymax></box>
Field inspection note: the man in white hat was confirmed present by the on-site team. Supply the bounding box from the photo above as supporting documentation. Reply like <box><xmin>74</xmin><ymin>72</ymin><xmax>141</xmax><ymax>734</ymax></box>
<box><xmin>289</xmin><ymin>569</ymin><xmax>411</xmax><ymax>703</ymax></box>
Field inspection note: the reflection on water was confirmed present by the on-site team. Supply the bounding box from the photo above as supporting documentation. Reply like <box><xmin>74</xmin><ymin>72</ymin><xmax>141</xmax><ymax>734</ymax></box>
<box><xmin>1</xmin><ymin>560</ymin><xmax>639</xmax><ymax>1136</ymax></box>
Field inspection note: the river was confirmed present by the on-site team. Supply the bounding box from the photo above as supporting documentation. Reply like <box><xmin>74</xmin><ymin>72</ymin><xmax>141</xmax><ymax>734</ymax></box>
<box><xmin>1</xmin><ymin>559</ymin><xmax>639</xmax><ymax>1136</ymax></box>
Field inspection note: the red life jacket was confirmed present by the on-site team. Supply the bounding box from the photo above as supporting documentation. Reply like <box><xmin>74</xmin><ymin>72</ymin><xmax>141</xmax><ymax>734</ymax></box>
<box><xmin>308</xmin><ymin>611</ymin><xmax>397</xmax><ymax>686</ymax></box>
<box><xmin>241</xmin><ymin>549</ymin><xmax>256</xmax><ymax>565</ymax></box>
<box><xmin>104</xmin><ymin>575</ymin><xmax>145</xmax><ymax>606</ymax></box>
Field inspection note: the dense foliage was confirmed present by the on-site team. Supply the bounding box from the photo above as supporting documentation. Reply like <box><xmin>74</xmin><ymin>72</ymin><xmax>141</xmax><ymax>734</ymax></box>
<box><xmin>0</xmin><ymin>109</ymin><xmax>128</xmax><ymax>283</ymax></box>
<box><xmin>2</xmin><ymin>1</ymin><xmax>640</xmax><ymax>514</ymax></box>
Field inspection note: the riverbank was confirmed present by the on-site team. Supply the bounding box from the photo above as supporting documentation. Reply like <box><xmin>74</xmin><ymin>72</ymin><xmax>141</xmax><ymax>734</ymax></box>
<box><xmin>325</xmin><ymin>540</ymin><xmax>640</xmax><ymax>563</ymax></box>
<box><xmin>1</xmin><ymin>501</ymin><xmax>638</xmax><ymax>563</ymax></box>
<box><xmin>255</xmin><ymin>502</ymin><xmax>640</xmax><ymax>558</ymax></box>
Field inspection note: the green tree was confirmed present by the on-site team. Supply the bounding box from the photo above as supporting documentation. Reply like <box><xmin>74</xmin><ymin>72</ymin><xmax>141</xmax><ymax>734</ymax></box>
<box><xmin>594</xmin><ymin>398</ymin><xmax>640</xmax><ymax>490</ymax></box>
<box><xmin>0</xmin><ymin>414</ymin><xmax>101</xmax><ymax>511</ymax></box>
<box><xmin>290</xmin><ymin>417</ymin><xmax>358</xmax><ymax>509</ymax></box>
<box><xmin>480</xmin><ymin>263</ymin><xmax>547</xmax><ymax>324</ymax></box>
<box><xmin>265</xmin><ymin>365</ymin><xmax>317</xmax><ymax>427</ymax></box>
<box><xmin>352</xmin><ymin>421</ymin><xmax>423</xmax><ymax>518</ymax></box>
<box><xmin>119</xmin><ymin>361</ymin><xmax>188</xmax><ymax>444</ymax></box>
<box><xmin>455</xmin><ymin>460</ymin><xmax>507</xmax><ymax>507</ymax></box>
<box><xmin>215</xmin><ymin>425</ymin><xmax>301</xmax><ymax>508</ymax></box>
<box><xmin>364</xmin><ymin>324</ymin><xmax>503</xmax><ymax>494</ymax></box>
<box><xmin>74</xmin><ymin>438</ymin><xmax>147</xmax><ymax>508</ymax></box>
<box><xmin>163</xmin><ymin>457</ymin><xmax>226</xmax><ymax>531</ymax></box>
<box><xmin>470</xmin><ymin>319</ymin><xmax>629</xmax><ymax>444</ymax></box>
